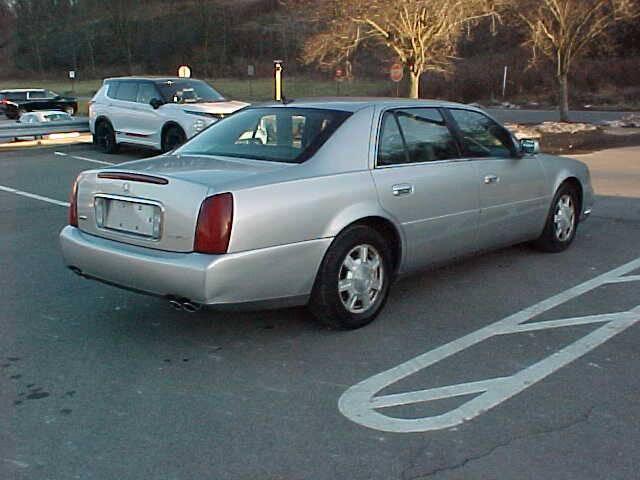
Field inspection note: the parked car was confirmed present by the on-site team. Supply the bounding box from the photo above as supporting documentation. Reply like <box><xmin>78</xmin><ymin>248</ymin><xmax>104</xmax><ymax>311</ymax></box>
<box><xmin>14</xmin><ymin>110</ymin><xmax>77</xmax><ymax>141</ymax></box>
<box><xmin>0</xmin><ymin>89</ymin><xmax>78</xmax><ymax>119</ymax></box>
<box><xmin>89</xmin><ymin>77</ymin><xmax>248</xmax><ymax>153</ymax></box>
<box><xmin>60</xmin><ymin>99</ymin><xmax>594</xmax><ymax>329</ymax></box>
<box><xmin>18</xmin><ymin>110</ymin><xmax>74</xmax><ymax>123</ymax></box>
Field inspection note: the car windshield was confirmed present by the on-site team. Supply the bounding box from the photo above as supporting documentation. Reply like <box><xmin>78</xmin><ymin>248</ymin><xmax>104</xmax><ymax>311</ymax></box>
<box><xmin>155</xmin><ymin>79</ymin><xmax>225</xmax><ymax>104</ymax></box>
<box><xmin>176</xmin><ymin>107</ymin><xmax>352</xmax><ymax>163</ymax></box>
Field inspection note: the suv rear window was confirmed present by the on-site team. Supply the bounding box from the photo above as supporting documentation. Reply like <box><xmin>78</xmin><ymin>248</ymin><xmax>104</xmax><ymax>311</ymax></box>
<box><xmin>177</xmin><ymin>107</ymin><xmax>351</xmax><ymax>164</ymax></box>
<box><xmin>4</xmin><ymin>92</ymin><xmax>27</xmax><ymax>101</ymax></box>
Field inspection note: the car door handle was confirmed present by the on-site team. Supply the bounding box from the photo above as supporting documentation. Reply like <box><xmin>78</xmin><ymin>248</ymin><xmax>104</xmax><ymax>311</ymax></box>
<box><xmin>392</xmin><ymin>184</ymin><xmax>414</xmax><ymax>196</ymax></box>
<box><xmin>484</xmin><ymin>175</ymin><xmax>500</xmax><ymax>185</ymax></box>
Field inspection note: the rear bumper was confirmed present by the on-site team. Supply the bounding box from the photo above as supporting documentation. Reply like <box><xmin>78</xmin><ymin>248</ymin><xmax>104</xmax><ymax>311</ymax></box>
<box><xmin>60</xmin><ymin>226</ymin><xmax>331</xmax><ymax>306</ymax></box>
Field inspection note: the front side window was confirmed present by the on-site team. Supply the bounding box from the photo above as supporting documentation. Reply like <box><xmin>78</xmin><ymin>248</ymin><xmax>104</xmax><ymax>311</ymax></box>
<box><xmin>27</xmin><ymin>90</ymin><xmax>46</xmax><ymax>99</ymax></box>
<box><xmin>177</xmin><ymin>107</ymin><xmax>351</xmax><ymax>164</ymax></box>
<box><xmin>377</xmin><ymin>108</ymin><xmax>459</xmax><ymax>166</ymax></box>
<box><xmin>449</xmin><ymin>109</ymin><xmax>514</xmax><ymax>158</ymax></box>
<box><xmin>137</xmin><ymin>83</ymin><xmax>158</xmax><ymax>104</ymax></box>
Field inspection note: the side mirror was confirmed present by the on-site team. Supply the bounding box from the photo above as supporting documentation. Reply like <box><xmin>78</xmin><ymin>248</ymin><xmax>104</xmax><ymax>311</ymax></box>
<box><xmin>150</xmin><ymin>98</ymin><xmax>164</xmax><ymax>109</ymax></box>
<box><xmin>519</xmin><ymin>138</ymin><xmax>540</xmax><ymax>155</ymax></box>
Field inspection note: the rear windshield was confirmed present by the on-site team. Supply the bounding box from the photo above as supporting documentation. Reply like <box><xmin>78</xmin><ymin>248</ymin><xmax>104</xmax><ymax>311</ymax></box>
<box><xmin>176</xmin><ymin>107</ymin><xmax>352</xmax><ymax>164</ymax></box>
<box><xmin>155</xmin><ymin>79</ymin><xmax>224</xmax><ymax>104</ymax></box>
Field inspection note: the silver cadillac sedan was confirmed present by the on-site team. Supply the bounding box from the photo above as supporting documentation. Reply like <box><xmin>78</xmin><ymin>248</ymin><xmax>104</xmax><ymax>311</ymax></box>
<box><xmin>60</xmin><ymin>99</ymin><xmax>593</xmax><ymax>329</ymax></box>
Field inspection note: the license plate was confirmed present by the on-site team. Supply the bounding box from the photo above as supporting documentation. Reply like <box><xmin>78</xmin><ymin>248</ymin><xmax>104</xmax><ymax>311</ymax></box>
<box><xmin>101</xmin><ymin>198</ymin><xmax>160</xmax><ymax>238</ymax></box>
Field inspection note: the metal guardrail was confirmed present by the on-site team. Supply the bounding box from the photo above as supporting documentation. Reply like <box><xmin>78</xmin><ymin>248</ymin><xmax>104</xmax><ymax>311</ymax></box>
<box><xmin>0</xmin><ymin>118</ymin><xmax>90</xmax><ymax>139</ymax></box>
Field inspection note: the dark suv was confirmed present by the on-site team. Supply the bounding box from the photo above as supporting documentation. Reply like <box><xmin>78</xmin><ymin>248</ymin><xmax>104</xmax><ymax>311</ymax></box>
<box><xmin>0</xmin><ymin>89</ymin><xmax>78</xmax><ymax>120</ymax></box>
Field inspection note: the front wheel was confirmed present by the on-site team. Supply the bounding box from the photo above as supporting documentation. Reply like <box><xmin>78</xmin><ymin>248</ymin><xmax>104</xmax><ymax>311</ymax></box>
<box><xmin>94</xmin><ymin>121</ymin><xmax>119</xmax><ymax>154</ymax></box>
<box><xmin>309</xmin><ymin>225</ymin><xmax>392</xmax><ymax>330</ymax></box>
<box><xmin>161</xmin><ymin>126</ymin><xmax>186</xmax><ymax>153</ymax></box>
<box><xmin>533</xmin><ymin>183</ymin><xmax>579</xmax><ymax>253</ymax></box>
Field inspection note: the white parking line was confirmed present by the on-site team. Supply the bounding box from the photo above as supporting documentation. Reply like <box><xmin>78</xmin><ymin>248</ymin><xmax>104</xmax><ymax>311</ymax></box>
<box><xmin>0</xmin><ymin>185</ymin><xmax>69</xmax><ymax>207</ymax></box>
<box><xmin>54</xmin><ymin>151</ymin><xmax>114</xmax><ymax>166</ymax></box>
<box><xmin>339</xmin><ymin>257</ymin><xmax>640</xmax><ymax>433</ymax></box>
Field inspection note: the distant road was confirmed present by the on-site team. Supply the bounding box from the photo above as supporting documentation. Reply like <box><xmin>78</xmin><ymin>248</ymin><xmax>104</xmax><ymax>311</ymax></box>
<box><xmin>486</xmin><ymin>108</ymin><xmax>637</xmax><ymax>124</ymax></box>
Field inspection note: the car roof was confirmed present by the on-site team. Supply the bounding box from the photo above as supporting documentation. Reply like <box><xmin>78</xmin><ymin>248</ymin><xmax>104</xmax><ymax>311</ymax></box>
<box><xmin>0</xmin><ymin>88</ymin><xmax>46</xmax><ymax>93</ymax></box>
<box><xmin>252</xmin><ymin>97</ymin><xmax>481</xmax><ymax>113</ymax></box>
<box><xmin>104</xmin><ymin>76</ymin><xmax>202</xmax><ymax>83</ymax></box>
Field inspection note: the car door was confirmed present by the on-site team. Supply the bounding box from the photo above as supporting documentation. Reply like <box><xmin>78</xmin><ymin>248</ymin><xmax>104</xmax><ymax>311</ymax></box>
<box><xmin>371</xmin><ymin>107</ymin><xmax>480</xmax><ymax>272</ymax></box>
<box><xmin>447</xmin><ymin>108</ymin><xmax>548</xmax><ymax>250</ymax></box>
<box><xmin>126</xmin><ymin>81</ymin><xmax>164</xmax><ymax>147</ymax></box>
<box><xmin>109</xmin><ymin>81</ymin><xmax>141</xmax><ymax>144</ymax></box>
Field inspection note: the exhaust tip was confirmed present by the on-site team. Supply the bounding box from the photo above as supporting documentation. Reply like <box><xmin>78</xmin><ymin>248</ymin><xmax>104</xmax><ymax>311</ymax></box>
<box><xmin>168</xmin><ymin>300</ymin><xmax>183</xmax><ymax>311</ymax></box>
<box><xmin>182</xmin><ymin>301</ymin><xmax>201</xmax><ymax>313</ymax></box>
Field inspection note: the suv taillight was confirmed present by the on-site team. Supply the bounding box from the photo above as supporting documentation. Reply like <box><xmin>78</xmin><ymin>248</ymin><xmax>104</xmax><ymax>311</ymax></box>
<box><xmin>194</xmin><ymin>193</ymin><xmax>234</xmax><ymax>254</ymax></box>
<box><xmin>69</xmin><ymin>176</ymin><xmax>79</xmax><ymax>227</ymax></box>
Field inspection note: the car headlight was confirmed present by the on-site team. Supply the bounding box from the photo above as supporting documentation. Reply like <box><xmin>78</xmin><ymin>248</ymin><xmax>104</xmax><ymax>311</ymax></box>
<box><xmin>193</xmin><ymin>119</ymin><xmax>206</xmax><ymax>132</ymax></box>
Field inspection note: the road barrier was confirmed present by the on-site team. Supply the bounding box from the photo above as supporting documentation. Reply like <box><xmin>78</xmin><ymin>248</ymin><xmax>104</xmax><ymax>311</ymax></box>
<box><xmin>0</xmin><ymin>118</ymin><xmax>90</xmax><ymax>140</ymax></box>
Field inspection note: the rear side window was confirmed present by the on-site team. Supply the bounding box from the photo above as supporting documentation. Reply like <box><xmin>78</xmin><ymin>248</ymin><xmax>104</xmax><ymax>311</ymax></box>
<box><xmin>115</xmin><ymin>82</ymin><xmax>138</xmax><ymax>102</ymax></box>
<box><xmin>448</xmin><ymin>109</ymin><xmax>514</xmax><ymax>158</ymax></box>
<box><xmin>377</xmin><ymin>108</ymin><xmax>459</xmax><ymax>166</ymax></box>
<box><xmin>378</xmin><ymin>114</ymin><xmax>407</xmax><ymax>165</ymax></box>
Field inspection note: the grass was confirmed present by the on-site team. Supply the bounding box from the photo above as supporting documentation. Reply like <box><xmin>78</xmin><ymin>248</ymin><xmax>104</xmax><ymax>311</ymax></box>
<box><xmin>0</xmin><ymin>76</ymin><xmax>392</xmax><ymax>101</ymax></box>
<box><xmin>0</xmin><ymin>76</ymin><xmax>393</xmax><ymax>116</ymax></box>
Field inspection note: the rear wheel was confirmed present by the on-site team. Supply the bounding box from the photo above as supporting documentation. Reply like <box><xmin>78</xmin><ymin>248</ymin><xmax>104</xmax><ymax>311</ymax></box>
<box><xmin>533</xmin><ymin>183</ymin><xmax>579</xmax><ymax>252</ymax></box>
<box><xmin>309</xmin><ymin>225</ymin><xmax>392</xmax><ymax>330</ymax></box>
<box><xmin>161</xmin><ymin>125</ymin><xmax>186</xmax><ymax>153</ymax></box>
<box><xmin>94</xmin><ymin>121</ymin><xmax>119</xmax><ymax>154</ymax></box>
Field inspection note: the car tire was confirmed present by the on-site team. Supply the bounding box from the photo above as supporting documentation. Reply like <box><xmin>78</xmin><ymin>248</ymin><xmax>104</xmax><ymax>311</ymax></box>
<box><xmin>161</xmin><ymin>125</ymin><xmax>186</xmax><ymax>153</ymax></box>
<box><xmin>532</xmin><ymin>183</ymin><xmax>580</xmax><ymax>253</ymax></box>
<box><xmin>309</xmin><ymin>225</ymin><xmax>392</xmax><ymax>330</ymax></box>
<box><xmin>94</xmin><ymin>120</ymin><xmax>119</xmax><ymax>154</ymax></box>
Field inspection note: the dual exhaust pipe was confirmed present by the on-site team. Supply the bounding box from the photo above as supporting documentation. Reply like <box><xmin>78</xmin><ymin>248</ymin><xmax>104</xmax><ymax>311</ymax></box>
<box><xmin>168</xmin><ymin>298</ymin><xmax>201</xmax><ymax>313</ymax></box>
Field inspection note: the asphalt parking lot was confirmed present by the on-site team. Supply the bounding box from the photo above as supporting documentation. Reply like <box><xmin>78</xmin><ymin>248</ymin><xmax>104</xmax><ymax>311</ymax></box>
<box><xmin>1</xmin><ymin>141</ymin><xmax>639</xmax><ymax>479</ymax></box>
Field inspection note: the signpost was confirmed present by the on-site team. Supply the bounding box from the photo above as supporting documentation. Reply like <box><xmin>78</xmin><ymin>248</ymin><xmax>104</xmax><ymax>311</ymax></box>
<box><xmin>68</xmin><ymin>70</ymin><xmax>76</xmax><ymax>93</ymax></box>
<box><xmin>247</xmin><ymin>64</ymin><xmax>255</xmax><ymax>97</ymax></box>
<box><xmin>274</xmin><ymin>60</ymin><xmax>283</xmax><ymax>101</ymax></box>
<box><xmin>502</xmin><ymin>65</ymin><xmax>508</xmax><ymax>98</ymax></box>
<box><xmin>390</xmin><ymin>63</ymin><xmax>403</xmax><ymax>97</ymax></box>
<box><xmin>335</xmin><ymin>68</ymin><xmax>344</xmax><ymax>96</ymax></box>
<box><xmin>178</xmin><ymin>65</ymin><xmax>192</xmax><ymax>78</ymax></box>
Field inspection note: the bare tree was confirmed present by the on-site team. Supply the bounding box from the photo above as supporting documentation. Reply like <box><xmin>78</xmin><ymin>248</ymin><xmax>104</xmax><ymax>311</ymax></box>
<box><xmin>288</xmin><ymin>0</ymin><xmax>503</xmax><ymax>98</ymax></box>
<box><xmin>517</xmin><ymin>0</ymin><xmax>639</xmax><ymax>121</ymax></box>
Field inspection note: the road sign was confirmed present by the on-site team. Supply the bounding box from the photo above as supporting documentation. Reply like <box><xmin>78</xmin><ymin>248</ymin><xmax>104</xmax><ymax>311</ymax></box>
<box><xmin>178</xmin><ymin>65</ymin><xmax>191</xmax><ymax>78</ymax></box>
<box><xmin>68</xmin><ymin>71</ymin><xmax>76</xmax><ymax>79</ymax></box>
<box><xmin>390</xmin><ymin>63</ymin><xmax>403</xmax><ymax>83</ymax></box>
<box><xmin>335</xmin><ymin>68</ymin><xmax>344</xmax><ymax>81</ymax></box>
<box><xmin>247</xmin><ymin>64</ymin><xmax>255</xmax><ymax>77</ymax></box>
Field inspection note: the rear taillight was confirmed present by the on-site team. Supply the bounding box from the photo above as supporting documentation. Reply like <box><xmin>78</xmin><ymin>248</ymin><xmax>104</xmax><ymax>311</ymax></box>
<box><xmin>194</xmin><ymin>193</ymin><xmax>233</xmax><ymax>254</ymax></box>
<box><xmin>69</xmin><ymin>176</ymin><xmax>79</xmax><ymax>227</ymax></box>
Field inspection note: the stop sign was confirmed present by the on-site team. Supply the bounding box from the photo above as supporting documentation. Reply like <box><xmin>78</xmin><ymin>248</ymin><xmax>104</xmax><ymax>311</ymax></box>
<box><xmin>390</xmin><ymin>63</ymin><xmax>403</xmax><ymax>83</ymax></box>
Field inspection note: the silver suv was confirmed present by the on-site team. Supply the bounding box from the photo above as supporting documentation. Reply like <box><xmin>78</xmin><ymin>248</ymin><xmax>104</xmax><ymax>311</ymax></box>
<box><xmin>89</xmin><ymin>77</ymin><xmax>248</xmax><ymax>153</ymax></box>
